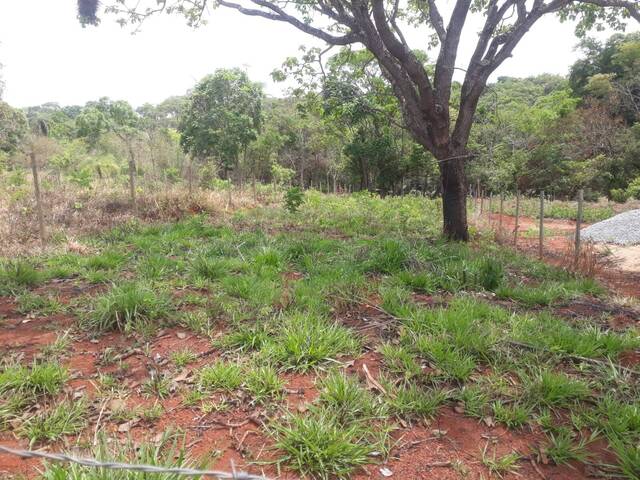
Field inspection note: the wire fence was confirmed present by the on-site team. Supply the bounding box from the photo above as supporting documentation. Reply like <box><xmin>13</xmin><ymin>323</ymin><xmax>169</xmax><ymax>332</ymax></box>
<box><xmin>0</xmin><ymin>444</ymin><xmax>269</xmax><ymax>479</ymax></box>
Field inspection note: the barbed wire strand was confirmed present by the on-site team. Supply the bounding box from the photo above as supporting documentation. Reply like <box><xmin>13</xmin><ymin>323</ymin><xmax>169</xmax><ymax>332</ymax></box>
<box><xmin>0</xmin><ymin>444</ymin><xmax>269</xmax><ymax>479</ymax></box>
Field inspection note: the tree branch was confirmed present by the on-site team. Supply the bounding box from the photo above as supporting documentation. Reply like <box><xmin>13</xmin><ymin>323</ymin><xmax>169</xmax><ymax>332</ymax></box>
<box><xmin>217</xmin><ymin>0</ymin><xmax>360</xmax><ymax>45</ymax></box>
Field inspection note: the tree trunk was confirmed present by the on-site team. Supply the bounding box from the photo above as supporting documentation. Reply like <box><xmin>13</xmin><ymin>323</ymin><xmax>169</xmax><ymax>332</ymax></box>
<box><xmin>439</xmin><ymin>152</ymin><xmax>469</xmax><ymax>241</ymax></box>
<box><xmin>30</xmin><ymin>151</ymin><xmax>46</xmax><ymax>246</ymax></box>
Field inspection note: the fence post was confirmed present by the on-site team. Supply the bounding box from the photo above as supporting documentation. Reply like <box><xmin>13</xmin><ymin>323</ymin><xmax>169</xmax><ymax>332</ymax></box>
<box><xmin>488</xmin><ymin>193</ymin><xmax>493</xmax><ymax>228</ymax></box>
<box><xmin>30</xmin><ymin>151</ymin><xmax>46</xmax><ymax>247</ymax></box>
<box><xmin>475</xmin><ymin>179</ymin><xmax>480</xmax><ymax>218</ymax></box>
<box><xmin>539</xmin><ymin>190</ymin><xmax>544</xmax><ymax>259</ymax></box>
<box><xmin>575</xmin><ymin>189</ymin><xmax>584</xmax><ymax>265</ymax></box>
<box><xmin>499</xmin><ymin>194</ymin><xmax>504</xmax><ymax>233</ymax></box>
<box><xmin>514</xmin><ymin>190</ymin><xmax>520</xmax><ymax>248</ymax></box>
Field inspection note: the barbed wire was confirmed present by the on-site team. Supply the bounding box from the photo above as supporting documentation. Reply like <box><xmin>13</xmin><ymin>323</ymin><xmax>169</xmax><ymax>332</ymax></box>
<box><xmin>0</xmin><ymin>444</ymin><xmax>269</xmax><ymax>479</ymax></box>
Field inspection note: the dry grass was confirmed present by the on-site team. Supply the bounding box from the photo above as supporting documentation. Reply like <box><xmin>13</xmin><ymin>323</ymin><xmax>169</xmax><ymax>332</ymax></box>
<box><xmin>0</xmin><ymin>177</ymin><xmax>273</xmax><ymax>257</ymax></box>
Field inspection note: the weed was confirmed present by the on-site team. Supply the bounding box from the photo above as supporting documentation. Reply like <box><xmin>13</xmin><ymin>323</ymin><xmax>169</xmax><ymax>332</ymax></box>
<box><xmin>245</xmin><ymin>365</ymin><xmax>284</xmax><ymax>404</ymax></box>
<box><xmin>456</xmin><ymin>385</ymin><xmax>489</xmax><ymax>418</ymax></box>
<box><xmin>543</xmin><ymin>428</ymin><xmax>593</xmax><ymax>465</ymax></box>
<box><xmin>379</xmin><ymin>343</ymin><xmax>422</xmax><ymax>379</ymax></box>
<box><xmin>20</xmin><ymin>399</ymin><xmax>87</xmax><ymax>446</ymax></box>
<box><xmin>415</xmin><ymin>336</ymin><xmax>477</xmax><ymax>381</ymax></box>
<box><xmin>41</xmin><ymin>331</ymin><xmax>73</xmax><ymax>358</ymax></box>
<box><xmin>87</xmin><ymin>282</ymin><xmax>171</xmax><ymax>332</ymax></box>
<box><xmin>171</xmin><ymin>349</ymin><xmax>197</xmax><ymax>369</ymax></box>
<box><xmin>481</xmin><ymin>444</ymin><xmax>520</xmax><ymax>478</ymax></box>
<box><xmin>0</xmin><ymin>260</ymin><xmax>41</xmax><ymax>294</ymax></box>
<box><xmin>262</xmin><ymin>313</ymin><xmax>360</xmax><ymax>371</ymax></box>
<box><xmin>387</xmin><ymin>384</ymin><xmax>447</xmax><ymax>420</ymax></box>
<box><xmin>272</xmin><ymin>408</ymin><xmax>375</xmax><ymax>480</ymax></box>
<box><xmin>0</xmin><ymin>361</ymin><xmax>68</xmax><ymax>397</ymax></box>
<box><xmin>523</xmin><ymin>369</ymin><xmax>590</xmax><ymax>409</ymax></box>
<box><xmin>318</xmin><ymin>371</ymin><xmax>382</xmax><ymax>424</ymax></box>
<box><xmin>141</xmin><ymin>372</ymin><xmax>172</xmax><ymax>399</ymax></box>
<box><xmin>492</xmin><ymin>401</ymin><xmax>531</xmax><ymax>429</ymax></box>
<box><xmin>198</xmin><ymin>361</ymin><xmax>243</xmax><ymax>391</ymax></box>
<box><xmin>609</xmin><ymin>435</ymin><xmax>640</xmax><ymax>480</ymax></box>
<box><xmin>40</xmin><ymin>431</ymin><xmax>198</xmax><ymax>479</ymax></box>
<box><xmin>15</xmin><ymin>292</ymin><xmax>66</xmax><ymax>316</ymax></box>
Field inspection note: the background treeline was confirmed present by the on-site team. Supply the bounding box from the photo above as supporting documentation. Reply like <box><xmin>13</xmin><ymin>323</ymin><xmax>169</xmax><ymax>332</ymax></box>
<box><xmin>1</xmin><ymin>32</ymin><xmax>639</xmax><ymax>201</ymax></box>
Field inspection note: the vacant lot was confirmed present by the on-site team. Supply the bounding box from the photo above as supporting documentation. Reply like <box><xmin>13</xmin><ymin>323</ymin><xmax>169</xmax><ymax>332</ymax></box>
<box><xmin>1</xmin><ymin>192</ymin><xmax>639</xmax><ymax>479</ymax></box>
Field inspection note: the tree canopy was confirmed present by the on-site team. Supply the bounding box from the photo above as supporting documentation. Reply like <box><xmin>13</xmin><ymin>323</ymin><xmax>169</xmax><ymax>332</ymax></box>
<box><xmin>178</xmin><ymin>68</ymin><xmax>263</xmax><ymax>176</ymax></box>
<box><xmin>77</xmin><ymin>0</ymin><xmax>639</xmax><ymax>240</ymax></box>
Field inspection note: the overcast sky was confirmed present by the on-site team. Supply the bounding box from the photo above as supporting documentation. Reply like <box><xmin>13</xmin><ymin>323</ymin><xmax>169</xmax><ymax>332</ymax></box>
<box><xmin>0</xmin><ymin>1</ymin><xmax>637</xmax><ymax>108</ymax></box>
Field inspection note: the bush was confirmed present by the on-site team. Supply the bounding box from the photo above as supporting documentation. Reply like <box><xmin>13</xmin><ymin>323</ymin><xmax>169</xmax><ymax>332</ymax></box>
<box><xmin>610</xmin><ymin>188</ymin><xmax>629</xmax><ymax>203</ymax></box>
<box><xmin>627</xmin><ymin>177</ymin><xmax>640</xmax><ymax>200</ymax></box>
<box><xmin>284</xmin><ymin>187</ymin><xmax>305</xmax><ymax>213</ymax></box>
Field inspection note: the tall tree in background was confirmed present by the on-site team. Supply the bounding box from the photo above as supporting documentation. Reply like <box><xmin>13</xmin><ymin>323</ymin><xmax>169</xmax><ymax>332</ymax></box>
<box><xmin>76</xmin><ymin>98</ymin><xmax>141</xmax><ymax>204</ymax></box>
<box><xmin>78</xmin><ymin>0</ymin><xmax>639</xmax><ymax>240</ymax></box>
<box><xmin>178</xmin><ymin>69</ymin><xmax>263</xmax><ymax>180</ymax></box>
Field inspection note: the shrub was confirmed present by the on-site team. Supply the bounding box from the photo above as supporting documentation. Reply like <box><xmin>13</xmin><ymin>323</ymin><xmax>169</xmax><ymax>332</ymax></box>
<box><xmin>284</xmin><ymin>187</ymin><xmax>305</xmax><ymax>213</ymax></box>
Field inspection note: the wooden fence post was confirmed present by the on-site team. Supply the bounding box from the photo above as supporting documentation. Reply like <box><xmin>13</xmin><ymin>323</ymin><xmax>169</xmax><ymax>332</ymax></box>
<box><xmin>30</xmin><ymin>151</ymin><xmax>46</xmax><ymax>247</ymax></box>
<box><xmin>499</xmin><ymin>194</ymin><xmax>504</xmax><ymax>233</ymax></box>
<box><xmin>514</xmin><ymin>191</ymin><xmax>520</xmax><ymax>248</ymax></box>
<box><xmin>539</xmin><ymin>190</ymin><xmax>544</xmax><ymax>259</ymax></box>
<box><xmin>489</xmin><ymin>193</ymin><xmax>493</xmax><ymax>228</ymax></box>
<box><xmin>575</xmin><ymin>189</ymin><xmax>584</xmax><ymax>265</ymax></box>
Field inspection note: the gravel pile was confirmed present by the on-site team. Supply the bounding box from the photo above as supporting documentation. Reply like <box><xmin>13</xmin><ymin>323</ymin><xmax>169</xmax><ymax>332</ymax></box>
<box><xmin>581</xmin><ymin>209</ymin><xmax>640</xmax><ymax>246</ymax></box>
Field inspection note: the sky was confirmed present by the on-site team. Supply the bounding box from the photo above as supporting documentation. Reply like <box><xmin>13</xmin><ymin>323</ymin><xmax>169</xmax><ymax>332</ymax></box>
<box><xmin>0</xmin><ymin>1</ymin><xmax>637</xmax><ymax>108</ymax></box>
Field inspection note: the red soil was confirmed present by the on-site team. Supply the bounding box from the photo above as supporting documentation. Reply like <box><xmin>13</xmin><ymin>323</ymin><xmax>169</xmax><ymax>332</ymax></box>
<box><xmin>1</xmin><ymin>222</ymin><xmax>638</xmax><ymax>479</ymax></box>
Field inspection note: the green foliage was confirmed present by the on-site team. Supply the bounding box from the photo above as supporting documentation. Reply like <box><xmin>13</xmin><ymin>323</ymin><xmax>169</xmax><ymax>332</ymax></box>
<box><xmin>197</xmin><ymin>361</ymin><xmax>243</xmax><ymax>391</ymax></box>
<box><xmin>179</xmin><ymin>69</ymin><xmax>262</xmax><ymax>173</ymax></box>
<box><xmin>0</xmin><ymin>361</ymin><xmax>68</xmax><ymax>398</ymax></box>
<box><xmin>0</xmin><ymin>101</ymin><xmax>28</xmax><ymax>154</ymax></box>
<box><xmin>271</xmin><ymin>408</ymin><xmax>376</xmax><ymax>480</ymax></box>
<box><xmin>87</xmin><ymin>282</ymin><xmax>171</xmax><ymax>332</ymax></box>
<box><xmin>20</xmin><ymin>399</ymin><xmax>87</xmax><ymax>446</ymax></box>
<box><xmin>261</xmin><ymin>313</ymin><xmax>360</xmax><ymax>371</ymax></box>
<box><xmin>0</xmin><ymin>260</ymin><xmax>42</xmax><ymax>294</ymax></box>
<box><xmin>245</xmin><ymin>365</ymin><xmax>284</xmax><ymax>403</ymax></box>
<box><xmin>284</xmin><ymin>186</ymin><xmax>305</xmax><ymax>213</ymax></box>
<box><xmin>41</xmin><ymin>431</ymin><xmax>196</xmax><ymax>480</ymax></box>
<box><xmin>522</xmin><ymin>369</ymin><xmax>590</xmax><ymax>409</ymax></box>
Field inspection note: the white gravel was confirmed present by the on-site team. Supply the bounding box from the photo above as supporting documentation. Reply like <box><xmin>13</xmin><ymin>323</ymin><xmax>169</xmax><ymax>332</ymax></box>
<box><xmin>581</xmin><ymin>209</ymin><xmax>640</xmax><ymax>246</ymax></box>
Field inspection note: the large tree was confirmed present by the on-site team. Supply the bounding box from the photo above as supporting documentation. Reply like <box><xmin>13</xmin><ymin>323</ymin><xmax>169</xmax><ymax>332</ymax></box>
<box><xmin>78</xmin><ymin>0</ymin><xmax>639</xmax><ymax>240</ymax></box>
<box><xmin>179</xmin><ymin>69</ymin><xmax>263</xmax><ymax>179</ymax></box>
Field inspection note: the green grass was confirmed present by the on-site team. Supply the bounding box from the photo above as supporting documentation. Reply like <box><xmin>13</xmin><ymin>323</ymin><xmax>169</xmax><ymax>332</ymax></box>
<box><xmin>245</xmin><ymin>364</ymin><xmax>285</xmax><ymax>404</ymax></box>
<box><xmin>522</xmin><ymin>369</ymin><xmax>591</xmax><ymax>409</ymax></box>
<box><xmin>40</xmin><ymin>431</ymin><xmax>197</xmax><ymax>480</ymax></box>
<box><xmin>15</xmin><ymin>292</ymin><xmax>65</xmax><ymax>315</ymax></box>
<box><xmin>0</xmin><ymin>361</ymin><xmax>68</xmax><ymax>398</ymax></box>
<box><xmin>86</xmin><ymin>282</ymin><xmax>171</xmax><ymax>332</ymax></box>
<box><xmin>0</xmin><ymin>260</ymin><xmax>41</xmax><ymax>294</ymax></box>
<box><xmin>2</xmin><ymin>194</ymin><xmax>638</xmax><ymax>478</ymax></box>
<box><xmin>170</xmin><ymin>349</ymin><xmax>197</xmax><ymax>369</ymax></box>
<box><xmin>197</xmin><ymin>360</ymin><xmax>243</xmax><ymax>391</ymax></box>
<box><xmin>543</xmin><ymin>428</ymin><xmax>593</xmax><ymax>465</ymax></box>
<box><xmin>386</xmin><ymin>383</ymin><xmax>448</xmax><ymax>420</ymax></box>
<box><xmin>20</xmin><ymin>399</ymin><xmax>87</xmax><ymax>446</ymax></box>
<box><xmin>261</xmin><ymin>313</ymin><xmax>360</xmax><ymax>371</ymax></box>
<box><xmin>271</xmin><ymin>408</ymin><xmax>377</xmax><ymax>480</ymax></box>
<box><xmin>318</xmin><ymin>371</ymin><xmax>383</xmax><ymax>424</ymax></box>
<box><xmin>481</xmin><ymin>445</ymin><xmax>521</xmax><ymax>478</ymax></box>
